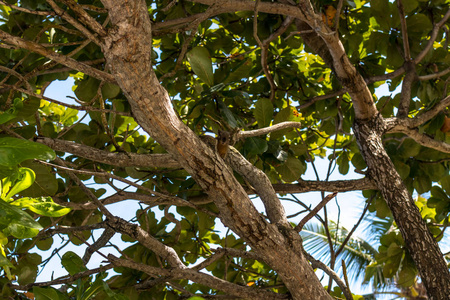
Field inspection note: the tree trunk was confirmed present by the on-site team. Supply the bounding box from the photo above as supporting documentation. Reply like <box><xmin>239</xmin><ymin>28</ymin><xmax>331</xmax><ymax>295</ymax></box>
<box><xmin>99</xmin><ymin>0</ymin><xmax>333</xmax><ymax>298</ymax></box>
<box><xmin>354</xmin><ymin>115</ymin><xmax>450</xmax><ymax>299</ymax></box>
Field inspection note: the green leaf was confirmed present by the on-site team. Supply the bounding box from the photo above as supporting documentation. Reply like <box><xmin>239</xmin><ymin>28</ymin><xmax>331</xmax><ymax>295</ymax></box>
<box><xmin>413</xmin><ymin>176</ymin><xmax>431</xmax><ymax>194</ymax></box>
<box><xmin>19</xmin><ymin>161</ymin><xmax>58</xmax><ymax>197</ymax></box>
<box><xmin>0</xmin><ymin>138</ymin><xmax>55</xmax><ymax>167</ymax></box>
<box><xmin>2</xmin><ymin>168</ymin><xmax>35</xmax><ymax>200</ymax></box>
<box><xmin>102</xmin><ymin>82</ymin><xmax>121</xmax><ymax>99</ymax></box>
<box><xmin>0</xmin><ymin>110</ymin><xmax>17</xmax><ymax>125</ymax></box>
<box><xmin>397</xmin><ymin>266</ymin><xmax>417</xmax><ymax>287</ymax></box>
<box><xmin>393</xmin><ymin>160</ymin><xmax>410</xmax><ymax>180</ymax></box>
<box><xmin>10</xmin><ymin>197</ymin><xmax>71</xmax><ymax>217</ymax></box>
<box><xmin>441</xmin><ymin>175</ymin><xmax>450</xmax><ymax>194</ymax></box>
<box><xmin>351</xmin><ymin>153</ymin><xmax>367</xmax><ymax>170</ymax></box>
<box><xmin>75</xmin><ymin>76</ymin><xmax>100</xmax><ymax>102</ymax></box>
<box><xmin>33</xmin><ymin>286</ymin><xmax>60</xmax><ymax>300</ymax></box>
<box><xmin>61</xmin><ymin>251</ymin><xmax>87</xmax><ymax>275</ymax></box>
<box><xmin>337</xmin><ymin>152</ymin><xmax>349</xmax><ymax>175</ymax></box>
<box><xmin>244</xmin><ymin>137</ymin><xmax>268</xmax><ymax>156</ymax></box>
<box><xmin>406</xmin><ymin>13</ymin><xmax>432</xmax><ymax>33</ymax></box>
<box><xmin>275</xmin><ymin>156</ymin><xmax>305</xmax><ymax>182</ymax></box>
<box><xmin>254</xmin><ymin>98</ymin><xmax>273</xmax><ymax>128</ymax></box>
<box><xmin>187</xmin><ymin>47</ymin><xmax>214</xmax><ymax>86</ymax></box>
<box><xmin>0</xmin><ymin>198</ymin><xmax>42</xmax><ymax>238</ymax></box>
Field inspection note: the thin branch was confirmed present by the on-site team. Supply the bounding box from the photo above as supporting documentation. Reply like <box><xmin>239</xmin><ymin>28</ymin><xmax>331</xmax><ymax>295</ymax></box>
<box><xmin>238</xmin><ymin>121</ymin><xmax>302</xmax><ymax>139</ymax></box>
<box><xmin>410</xmin><ymin>94</ymin><xmax>450</xmax><ymax>127</ymax></box>
<box><xmin>296</xmin><ymin>89</ymin><xmax>345</xmax><ymax>110</ymax></box>
<box><xmin>36</xmin><ymin>137</ymin><xmax>179</xmax><ymax>168</ymax></box>
<box><xmin>0</xmin><ymin>1</ymin><xmax>56</xmax><ymax>16</ymax></box>
<box><xmin>414</xmin><ymin>8</ymin><xmax>450</xmax><ymax>64</ymax></box>
<box><xmin>418</xmin><ymin>67</ymin><xmax>450</xmax><ymax>81</ymax></box>
<box><xmin>0</xmin><ymin>85</ymin><xmax>128</xmax><ymax>115</ymax></box>
<box><xmin>334</xmin><ymin>0</ymin><xmax>344</xmax><ymax>32</ymax></box>
<box><xmin>10</xmin><ymin>264</ymin><xmax>114</xmax><ymax>291</ymax></box>
<box><xmin>0</xmin><ymin>29</ymin><xmax>115</xmax><ymax>82</ymax></box>
<box><xmin>0</xmin><ymin>65</ymin><xmax>33</xmax><ymax>92</ymax></box>
<box><xmin>82</xmin><ymin>227</ymin><xmax>115</xmax><ymax>264</ymax></box>
<box><xmin>54</xmin><ymin>157</ymin><xmax>114</xmax><ymax>219</ymax></box>
<box><xmin>59</xmin><ymin>0</ymin><xmax>107</xmax><ymax>37</ymax></box>
<box><xmin>253</xmin><ymin>0</ymin><xmax>276</xmax><ymax>100</ymax></box>
<box><xmin>46</xmin><ymin>0</ymin><xmax>101</xmax><ymax>45</ymax></box>
<box><xmin>295</xmin><ymin>192</ymin><xmax>337</xmax><ymax>232</ymax></box>
<box><xmin>274</xmin><ymin>178</ymin><xmax>376</xmax><ymax>193</ymax></box>
<box><xmin>304</xmin><ymin>252</ymin><xmax>352</xmax><ymax>300</ymax></box>
<box><xmin>365</xmin><ymin>66</ymin><xmax>406</xmax><ymax>84</ymax></box>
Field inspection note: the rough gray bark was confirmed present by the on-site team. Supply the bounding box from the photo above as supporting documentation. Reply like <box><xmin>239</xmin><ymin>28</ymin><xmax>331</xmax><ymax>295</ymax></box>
<box><xmin>354</xmin><ymin>116</ymin><xmax>450</xmax><ymax>299</ymax></box>
<box><xmin>294</xmin><ymin>9</ymin><xmax>450</xmax><ymax>298</ymax></box>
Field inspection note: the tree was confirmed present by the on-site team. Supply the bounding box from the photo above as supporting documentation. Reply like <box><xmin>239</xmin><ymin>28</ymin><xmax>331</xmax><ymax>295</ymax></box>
<box><xmin>0</xmin><ymin>0</ymin><xmax>449</xmax><ymax>299</ymax></box>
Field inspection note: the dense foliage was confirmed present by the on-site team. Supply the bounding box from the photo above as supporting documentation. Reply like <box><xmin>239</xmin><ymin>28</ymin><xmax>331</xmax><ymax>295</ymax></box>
<box><xmin>0</xmin><ymin>0</ymin><xmax>449</xmax><ymax>299</ymax></box>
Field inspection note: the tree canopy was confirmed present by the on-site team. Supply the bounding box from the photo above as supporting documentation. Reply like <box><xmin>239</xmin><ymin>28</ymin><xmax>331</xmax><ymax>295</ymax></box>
<box><xmin>0</xmin><ymin>0</ymin><xmax>449</xmax><ymax>299</ymax></box>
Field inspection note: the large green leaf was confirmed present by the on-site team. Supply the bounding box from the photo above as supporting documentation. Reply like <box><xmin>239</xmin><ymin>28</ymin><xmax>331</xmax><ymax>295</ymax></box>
<box><xmin>254</xmin><ymin>98</ymin><xmax>273</xmax><ymax>128</ymax></box>
<box><xmin>0</xmin><ymin>199</ymin><xmax>42</xmax><ymax>239</ymax></box>
<box><xmin>1</xmin><ymin>167</ymin><xmax>35</xmax><ymax>200</ymax></box>
<box><xmin>61</xmin><ymin>251</ymin><xmax>88</xmax><ymax>275</ymax></box>
<box><xmin>10</xmin><ymin>197</ymin><xmax>71</xmax><ymax>217</ymax></box>
<box><xmin>187</xmin><ymin>47</ymin><xmax>214</xmax><ymax>86</ymax></box>
<box><xmin>0</xmin><ymin>138</ymin><xmax>55</xmax><ymax>167</ymax></box>
<box><xmin>33</xmin><ymin>286</ymin><xmax>61</xmax><ymax>300</ymax></box>
<box><xmin>275</xmin><ymin>156</ymin><xmax>305</xmax><ymax>182</ymax></box>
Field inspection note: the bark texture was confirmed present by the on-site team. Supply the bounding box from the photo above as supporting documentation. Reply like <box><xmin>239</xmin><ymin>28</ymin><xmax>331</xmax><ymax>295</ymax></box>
<box><xmin>99</xmin><ymin>0</ymin><xmax>333</xmax><ymax>298</ymax></box>
<box><xmin>354</xmin><ymin>115</ymin><xmax>450</xmax><ymax>299</ymax></box>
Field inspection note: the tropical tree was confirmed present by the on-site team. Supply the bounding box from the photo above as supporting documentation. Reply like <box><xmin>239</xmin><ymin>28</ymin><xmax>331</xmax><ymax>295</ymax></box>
<box><xmin>0</xmin><ymin>0</ymin><xmax>449</xmax><ymax>299</ymax></box>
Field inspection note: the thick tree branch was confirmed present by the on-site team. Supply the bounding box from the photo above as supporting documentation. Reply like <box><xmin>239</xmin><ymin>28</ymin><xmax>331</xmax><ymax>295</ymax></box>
<box><xmin>396</xmin><ymin>0</ymin><xmax>411</xmax><ymax>60</ymax></box>
<box><xmin>389</xmin><ymin>127</ymin><xmax>450</xmax><ymax>153</ymax></box>
<box><xmin>108</xmin><ymin>255</ymin><xmax>288</xmax><ymax>299</ymax></box>
<box><xmin>36</xmin><ymin>137</ymin><xmax>180</xmax><ymax>168</ymax></box>
<box><xmin>99</xmin><ymin>1</ymin><xmax>332</xmax><ymax>297</ymax></box>
<box><xmin>418</xmin><ymin>67</ymin><xmax>450</xmax><ymax>81</ymax></box>
<box><xmin>106</xmin><ymin>217</ymin><xmax>186</xmax><ymax>269</ymax></box>
<box><xmin>226</xmin><ymin>146</ymin><xmax>287</xmax><ymax>225</ymax></box>
<box><xmin>397</xmin><ymin>61</ymin><xmax>416</xmax><ymax>117</ymax></box>
<box><xmin>386</xmin><ymin>95</ymin><xmax>450</xmax><ymax>129</ymax></box>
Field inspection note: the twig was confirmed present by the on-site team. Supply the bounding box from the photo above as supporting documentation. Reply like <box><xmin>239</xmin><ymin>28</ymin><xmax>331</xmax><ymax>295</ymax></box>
<box><xmin>0</xmin><ymin>1</ymin><xmax>56</xmax><ymax>16</ymax></box>
<box><xmin>295</xmin><ymin>192</ymin><xmax>338</xmax><ymax>232</ymax></box>
<box><xmin>46</xmin><ymin>0</ymin><xmax>101</xmax><ymax>45</ymax></box>
<box><xmin>304</xmin><ymin>252</ymin><xmax>352</xmax><ymax>300</ymax></box>
<box><xmin>10</xmin><ymin>264</ymin><xmax>114</xmax><ymax>291</ymax></box>
<box><xmin>60</xmin><ymin>0</ymin><xmax>107</xmax><ymax>37</ymax></box>
<box><xmin>0</xmin><ymin>29</ymin><xmax>114</xmax><ymax>82</ymax></box>
<box><xmin>414</xmin><ymin>8</ymin><xmax>450</xmax><ymax>64</ymax></box>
